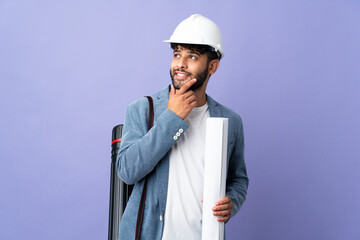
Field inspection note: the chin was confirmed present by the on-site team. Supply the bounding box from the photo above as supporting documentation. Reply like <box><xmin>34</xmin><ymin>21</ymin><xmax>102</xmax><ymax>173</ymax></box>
<box><xmin>172</xmin><ymin>79</ymin><xmax>188</xmax><ymax>90</ymax></box>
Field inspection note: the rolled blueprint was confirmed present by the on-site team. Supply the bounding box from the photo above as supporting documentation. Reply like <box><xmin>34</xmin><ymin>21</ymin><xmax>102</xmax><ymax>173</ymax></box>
<box><xmin>202</xmin><ymin>118</ymin><xmax>228</xmax><ymax>240</ymax></box>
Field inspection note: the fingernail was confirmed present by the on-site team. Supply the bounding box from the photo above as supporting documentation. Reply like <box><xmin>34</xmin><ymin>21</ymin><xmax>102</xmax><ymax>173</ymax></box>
<box><xmin>193</xmin><ymin>78</ymin><xmax>197</xmax><ymax>82</ymax></box>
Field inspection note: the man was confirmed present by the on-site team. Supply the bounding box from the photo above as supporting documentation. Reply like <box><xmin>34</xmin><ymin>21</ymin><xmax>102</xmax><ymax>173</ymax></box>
<box><xmin>117</xmin><ymin>14</ymin><xmax>248</xmax><ymax>239</ymax></box>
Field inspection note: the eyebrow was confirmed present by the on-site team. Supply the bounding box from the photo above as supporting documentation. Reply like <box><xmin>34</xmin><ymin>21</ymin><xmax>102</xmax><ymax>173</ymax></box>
<box><xmin>188</xmin><ymin>50</ymin><xmax>201</xmax><ymax>56</ymax></box>
<box><xmin>173</xmin><ymin>48</ymin><xmax>201</xmax><ymax>56</ymax></box>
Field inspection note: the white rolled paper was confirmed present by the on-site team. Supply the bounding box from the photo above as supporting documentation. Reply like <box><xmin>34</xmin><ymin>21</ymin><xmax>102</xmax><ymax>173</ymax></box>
<box><xmin>202</xmin><ymin>118</ymin><xmax>228</xmax><ymax>240</ymax></box>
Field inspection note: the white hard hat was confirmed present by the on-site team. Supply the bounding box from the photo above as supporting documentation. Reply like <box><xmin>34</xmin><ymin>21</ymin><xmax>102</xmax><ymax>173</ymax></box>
<box><xmin>164</xmin><ymin>14</ymin><xmax>225</xmax><ymax>59</ymax></box>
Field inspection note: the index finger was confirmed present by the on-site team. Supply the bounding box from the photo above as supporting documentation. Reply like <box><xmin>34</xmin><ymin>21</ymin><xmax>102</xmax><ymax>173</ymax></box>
<box><xmin>177</xmin><ymin>78</ymin><xmax>197</xmax><ymax>94</ymax></box>
<box><xmin>215</xmin><ymin>196</ymin><xmax>231</xmax><ymax>206</ymax></box>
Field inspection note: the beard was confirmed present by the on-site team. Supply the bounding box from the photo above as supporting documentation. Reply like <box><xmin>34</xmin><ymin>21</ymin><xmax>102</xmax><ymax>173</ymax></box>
<box><xmin>170</xmin><ymin>67</ymin><xmax>209</xmax><ymax>91</ymax></box>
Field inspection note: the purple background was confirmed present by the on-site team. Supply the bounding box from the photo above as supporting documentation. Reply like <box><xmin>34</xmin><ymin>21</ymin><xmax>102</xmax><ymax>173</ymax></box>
<box><xmin>1</xmin><ymin>1</ymin><xmax>359</xmax><ymax>239</ymax></box>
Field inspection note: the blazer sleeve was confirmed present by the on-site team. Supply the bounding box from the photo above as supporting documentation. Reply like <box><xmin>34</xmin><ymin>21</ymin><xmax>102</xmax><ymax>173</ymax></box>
<box><xmin>116</xmin><ymin>100</ymin><xmax>188</xmax><ymax>184</ymax></box>
<box><xmin>226</xmin><ymin>116</ymin><xmax>249</xmax><ymax>218</ymax></box>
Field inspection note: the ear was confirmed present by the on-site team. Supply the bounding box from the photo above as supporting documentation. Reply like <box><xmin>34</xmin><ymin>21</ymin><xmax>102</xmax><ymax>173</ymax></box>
<box><xmin>208</xmin><ymin>59</ymin><xmax>220</xmax><ymax>75</ymax></box>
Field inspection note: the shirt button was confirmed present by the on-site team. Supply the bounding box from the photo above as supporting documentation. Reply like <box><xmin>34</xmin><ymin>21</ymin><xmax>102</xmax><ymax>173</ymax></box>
<box><xmin>179</xmin><ymin>128</ymin><xmax>184</xmax><ymax>133</ymax></box>
<box><xmin>160</xmin><ymin>215</ymin><xmax>163</xmax><ymax>221</ymax></box>
<box><xmin>176</xmin><ymin>132</ymin><xmax>180</xmax><ymax>137</ymax></box>
<box><xmin>173</xmin><ymin>136</ymin><xmax>178</xmax><ymax>140</ymax></box>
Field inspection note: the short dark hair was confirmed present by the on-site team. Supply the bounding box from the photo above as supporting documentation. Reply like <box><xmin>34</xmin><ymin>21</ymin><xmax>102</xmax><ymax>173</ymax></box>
<box><xmin>170</xmin><ymin>43</ymin><xmax>221</xmax><ymax>63</ymax></box>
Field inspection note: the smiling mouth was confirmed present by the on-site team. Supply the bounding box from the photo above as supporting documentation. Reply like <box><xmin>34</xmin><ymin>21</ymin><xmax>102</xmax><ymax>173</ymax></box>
<box><xmin>174</xmin><ymin>70</ymin><xmax>192</xmax><ymax>79</ymax></box>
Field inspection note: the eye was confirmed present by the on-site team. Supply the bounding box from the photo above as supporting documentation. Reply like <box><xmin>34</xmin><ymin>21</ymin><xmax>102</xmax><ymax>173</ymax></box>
<box><xmin>174</xmin><ymin>53</ymin><xmax>180</xmax><ymax>58</ymax></box>
<box><xmin>189</xmin><ymin>55</ymin><xmax>197</xmax><ymax>60</ymax></box>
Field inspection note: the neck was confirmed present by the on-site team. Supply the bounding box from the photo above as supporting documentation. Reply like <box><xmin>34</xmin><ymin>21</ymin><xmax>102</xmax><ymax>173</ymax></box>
<box><xmin>194</xmin><ymin>80</ymin><xmax>208</xmax><ymax>106</ymax></box>
<box><xmin>194</xmin><ymin>90</ymin><xmax>207</xmax><ymax>107</ymax></box>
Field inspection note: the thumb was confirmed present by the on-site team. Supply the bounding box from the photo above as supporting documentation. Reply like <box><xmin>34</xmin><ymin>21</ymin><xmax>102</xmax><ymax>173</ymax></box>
<box><xmin>170</xmin><ymin>84</ymin><xmax>175</xmax><ymax>96</ymax></box>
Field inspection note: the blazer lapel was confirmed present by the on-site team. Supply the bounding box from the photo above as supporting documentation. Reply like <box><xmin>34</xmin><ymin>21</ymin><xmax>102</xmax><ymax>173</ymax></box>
<box><xmin>207</xmin><ymin>95</ymin><xmax>222</xmax><ymax>117</ymax></box>
<box><xmin>153</xmin><ymin>86</ymin><xmax>170</xmax><ymax>122</ymax></box>
<box><xmin>153</xmin><ymin>86</ymin><xmax>171</xmax><ymax>215</ymax></box>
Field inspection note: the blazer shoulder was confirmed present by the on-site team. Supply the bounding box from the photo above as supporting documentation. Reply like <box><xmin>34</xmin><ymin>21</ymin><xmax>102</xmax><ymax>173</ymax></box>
<box><xmin>126</xmin><ymin>97</ymin><xmax>149</xmax><ymax>116</ymax></box>
<box><xmin>208</xmin><ymin>95</ymin><xmax>243</xmax><ymax>122</ymax></box>
<box><xmin>221</xmin><ymin>103</ymin><xmax>242</xmax><ymax>121</ymax></box>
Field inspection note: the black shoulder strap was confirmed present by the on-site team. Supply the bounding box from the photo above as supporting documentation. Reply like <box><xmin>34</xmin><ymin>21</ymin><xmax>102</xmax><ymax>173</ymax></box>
<box><xmin>145</xmin><ymin>96</ymin><xmax>154</xmax><ymax>131</ymax></box>
<box><xmin>135</xmin><ymin>96</ymin><xmax>154</xmax><ymax>240</ymax></box>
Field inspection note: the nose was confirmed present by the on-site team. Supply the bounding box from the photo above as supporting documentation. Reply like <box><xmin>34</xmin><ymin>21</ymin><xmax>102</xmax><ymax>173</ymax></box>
<box><xmin>176</xmin><ymin>56</ymin><xmax>187</xmax><ymax>69</ymax></box>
